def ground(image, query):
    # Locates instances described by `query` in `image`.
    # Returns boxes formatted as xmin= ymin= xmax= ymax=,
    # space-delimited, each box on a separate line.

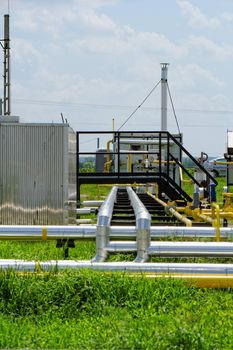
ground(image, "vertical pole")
xmin=161 ymin=63 xmax=169 ymax=131
xmin=76 ymin=132 xmax=80 ymax=209
xmin=117 ymin=132 xmax=120 ymax=177
xmin=3 ymin=14 xmax=10 ymax=116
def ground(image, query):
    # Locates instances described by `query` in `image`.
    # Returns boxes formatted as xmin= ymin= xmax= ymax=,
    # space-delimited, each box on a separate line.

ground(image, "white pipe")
xmin=2 ymin=260 xmax=233 ymax=275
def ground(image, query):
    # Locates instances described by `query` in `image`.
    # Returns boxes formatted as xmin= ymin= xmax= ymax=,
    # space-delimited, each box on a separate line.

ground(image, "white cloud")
xmin=187 ymin=35 xmax=233 ymax=61
xmin=74 ymin=0 xmax=118 ymax=8
xmin=136 ymin=32 xmax=188 ymax=58
xmin=221 ymin=12 xmax=233 ymax=22
xmin=14 ymin=9 xmax=38 ymax=31
xmin=12 ymin=39 xmax=46 ymax=64
xmin=177 ymin=0 xmax=220 ymax=28
xmin=172 ymin=64 xmax=224 ymax=90
xmin=80 ymin=11 xmax=117 ymax=32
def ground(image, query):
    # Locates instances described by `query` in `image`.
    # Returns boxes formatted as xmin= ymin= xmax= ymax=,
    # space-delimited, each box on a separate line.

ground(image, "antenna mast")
xmin=3 ymin=14 xmax=10 ymax=115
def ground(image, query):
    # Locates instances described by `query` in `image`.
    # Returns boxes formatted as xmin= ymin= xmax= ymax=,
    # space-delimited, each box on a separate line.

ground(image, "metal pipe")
xmin=92 ymin=186 xmax=118 ymax=262
xmin=82 ymin=200 xmax=104 ymax=207
xmin=106 ymin=241 xmax=136 ymax=252
xmin=197 ymin=213 xmax=213 ymax=224
xmin=76 ymin=219 xmax=93 ymax=224
xmin=212 ymin=203 xmax=221 ymax=241
xmin=2 ymin=260 xmax=233 ymax=276
xmin=127 ymin=186 xmax=151 ymax=262
xmin=1 ymin=225 xmax=233 ymax=241
xmin=76 ymin=208 xmax=98 ymax=214
xmin=149 ymin=241 xmax=233 ymax=257
xmin=119 ymin=139 xmax=173 ymax=145
xmin=148 ymin=193 xmax=192 ymax=227
xmin=0 ymin=225 xmax=98 ymax=240
xmin=106 ymin=139 xmax=113 ymax=163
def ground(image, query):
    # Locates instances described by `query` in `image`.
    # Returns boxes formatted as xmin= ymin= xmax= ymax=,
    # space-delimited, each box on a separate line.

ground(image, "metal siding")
xmin=0 ymin=123 xmax=70 ymax=225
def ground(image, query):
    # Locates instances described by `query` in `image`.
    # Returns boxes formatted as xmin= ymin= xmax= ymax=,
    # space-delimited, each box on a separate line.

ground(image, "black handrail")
xmin=168 ymin=132 xmax=217 ymax=185
xmin=76 ymin=130 xmax=217 ymax=202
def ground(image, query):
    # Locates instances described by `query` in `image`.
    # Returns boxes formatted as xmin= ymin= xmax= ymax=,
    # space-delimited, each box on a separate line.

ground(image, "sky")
xmin=0 ymin=0 xmax=233 ymax=156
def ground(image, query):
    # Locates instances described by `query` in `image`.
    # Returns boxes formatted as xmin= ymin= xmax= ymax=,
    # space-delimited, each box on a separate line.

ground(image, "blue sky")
xmin=0 ymin=0 xmax=233 ymax=156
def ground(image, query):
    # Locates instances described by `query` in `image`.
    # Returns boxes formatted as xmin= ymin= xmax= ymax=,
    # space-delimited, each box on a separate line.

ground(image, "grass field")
xmin=1 ymin=178 xmax=233 ymax=349
xmin=1 ymin=270 xmax=233 ymax=349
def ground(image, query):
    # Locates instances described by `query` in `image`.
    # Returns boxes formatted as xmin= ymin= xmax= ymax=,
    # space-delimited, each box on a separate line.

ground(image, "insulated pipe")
xmin=2 ymin=260 xmax=233 ymax=275
xmin=150 ymin=226 xmax=233 ymax=238
xmin=2 ymin=224 xmax=233 ymax=241
xmin=127 ymin=186 xmax=151 ymax=262
xmin=99 ymin=240 xmax=233 ymax=257
xmin=92 ymin=186 xmax=118 ymax=262
xmin=2 ymin=225 xmax=233 ymax=240
xmin=148 ymin=241 xmax=233 ymax=257
xmin=148 ymin=193 xmax=192 ymax=227
xmin=82 ymin=200 xmax=104 ymax=207
xmin=0 ymin=225 xmax=97 ymax=240
xmin=76 ymin=219 xmax=93 ymax=224
xmin=76 ymin=208 xmax=98 ymax=214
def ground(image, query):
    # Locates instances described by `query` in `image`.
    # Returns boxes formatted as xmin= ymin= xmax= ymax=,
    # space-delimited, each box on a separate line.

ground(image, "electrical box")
xmin=0 ymin=121 xmax=76 ymax=225
xmin=227 ymin=131 xmax=233 ymax=155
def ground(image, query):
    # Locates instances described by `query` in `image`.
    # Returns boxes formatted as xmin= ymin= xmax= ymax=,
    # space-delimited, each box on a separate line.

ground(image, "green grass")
xmin=0 ymin=270 xmax=233 ymax=349
xmin=0 ymin=178 xmax=233 ymax=349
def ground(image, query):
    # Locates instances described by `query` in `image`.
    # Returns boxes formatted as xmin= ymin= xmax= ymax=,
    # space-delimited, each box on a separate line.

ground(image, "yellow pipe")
xmin=212 ymin=203 xmax=221 ymax=241
xmin=197 ymin=213 xmax=213 ymax=224
xmin=147 ymin=192 xmax=192 ymax=226
xmin=152 ymin=159 xmax=176 ymax=165
xmin=103 ymin=139 xmax=114 ymax=173
xmin=127 ymin=153 xmax=132 ymax=172
xmin=106 ymin=139 xmax=113 ymax=163
xmin=103 ymin=160 xmax=112 ymax=173
xmin=143 ymin=274 xmax=233 ymax=288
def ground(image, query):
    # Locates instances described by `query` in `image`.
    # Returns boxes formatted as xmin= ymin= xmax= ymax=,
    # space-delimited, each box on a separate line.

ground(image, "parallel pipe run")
xmin=92 ymin=186 xmax=118 ymax=262
xmin=127 ymin=187 xmax=151 ymax=262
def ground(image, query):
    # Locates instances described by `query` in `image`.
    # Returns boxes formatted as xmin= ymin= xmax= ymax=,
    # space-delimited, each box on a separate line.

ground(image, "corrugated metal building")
xmin=0 ymin=117 xmax=76 ymax=225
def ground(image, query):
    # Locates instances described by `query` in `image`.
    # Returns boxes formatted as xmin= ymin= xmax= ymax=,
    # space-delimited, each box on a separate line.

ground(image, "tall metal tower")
xmin=3 ymin=14 xmax=10 ymax=115
xmin=161 ymin=63 xmax=169 ymax=131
